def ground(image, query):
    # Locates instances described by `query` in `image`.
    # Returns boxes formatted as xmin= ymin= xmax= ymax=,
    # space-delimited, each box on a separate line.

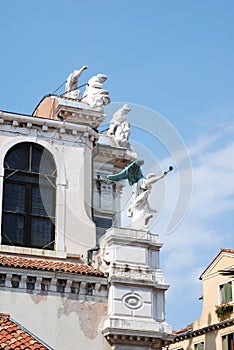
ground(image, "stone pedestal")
xmin=99 ymin=227 xmax=173 ymax=349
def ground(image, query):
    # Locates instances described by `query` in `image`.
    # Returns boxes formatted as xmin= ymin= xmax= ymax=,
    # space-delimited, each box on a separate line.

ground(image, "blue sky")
xmin=1 ymin=1 xmax=234 ymax=330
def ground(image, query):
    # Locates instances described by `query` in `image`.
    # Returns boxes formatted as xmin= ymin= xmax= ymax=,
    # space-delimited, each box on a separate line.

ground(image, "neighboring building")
xmin=0 ymin=74 xmax=173 ymax=349
xmin=169 ymin=249 xmax=234 ymax=350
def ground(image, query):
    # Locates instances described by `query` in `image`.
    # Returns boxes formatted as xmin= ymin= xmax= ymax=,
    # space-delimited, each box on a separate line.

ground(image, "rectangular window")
xmin=57 ymin=279 xmax=66 ymax=293
xmin=86 ymin=283 xmax=95 ymax=296
xmin=70 ymin=282 xmax=80 ymax=294
xmin=11 ymin=275 xmax=21 ymax=288
xmin=194 ymin=342 xmax=204 ymax=350
xmin=26 ymin=276 xmax=36 ymax=290
xmin=222 ymin=333 xmax=234 ymax=350
xmin=0 ymin=274 xmax=6 ymax=287
xmin=41 ymin=278 xmax=51 ymax=291
xmin=220 ymin=281 xmax=233 ymax=303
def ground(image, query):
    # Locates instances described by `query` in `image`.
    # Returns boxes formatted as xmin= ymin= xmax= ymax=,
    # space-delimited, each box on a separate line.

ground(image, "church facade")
xmin=0 ymin=69 xmax=173 ymax=349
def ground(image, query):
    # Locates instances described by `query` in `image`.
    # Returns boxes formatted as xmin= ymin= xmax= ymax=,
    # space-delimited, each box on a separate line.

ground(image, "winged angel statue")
xmin=108 ymin=160 xmax=173 ymax=231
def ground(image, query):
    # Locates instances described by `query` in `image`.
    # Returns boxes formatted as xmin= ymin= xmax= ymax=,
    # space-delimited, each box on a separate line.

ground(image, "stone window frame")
xmin=222 ymin=331 xmax=234 ymax=350
xmin=1 ymin=142 xmax=57 ymax=250
xmin=0 ymin=136 xmax=68 ymax=255
xmin=194 ymin=341 xmax=205 ymax=350
xmin=219 ymin=280 xmax=233 ymax=304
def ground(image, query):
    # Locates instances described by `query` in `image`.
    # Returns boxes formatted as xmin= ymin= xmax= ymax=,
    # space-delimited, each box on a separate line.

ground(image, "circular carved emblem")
xmin=123 ymin=293 xmax=143 ymax=310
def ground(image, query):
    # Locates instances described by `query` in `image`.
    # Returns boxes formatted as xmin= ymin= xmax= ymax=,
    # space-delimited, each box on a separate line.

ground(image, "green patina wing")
xmin=107 ymin=160 xmax=144 ymax=186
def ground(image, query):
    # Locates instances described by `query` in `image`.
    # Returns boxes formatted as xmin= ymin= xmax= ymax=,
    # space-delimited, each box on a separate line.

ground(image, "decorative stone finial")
xmin=107 ymin=104 xmax=131 ymax=146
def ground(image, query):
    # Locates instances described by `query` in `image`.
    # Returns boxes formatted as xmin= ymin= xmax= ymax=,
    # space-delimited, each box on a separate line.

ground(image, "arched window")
xmin=1 ymin=142 xmax=56 ymax=250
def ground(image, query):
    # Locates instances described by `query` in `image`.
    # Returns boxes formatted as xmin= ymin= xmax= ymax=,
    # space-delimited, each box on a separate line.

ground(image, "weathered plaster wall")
xmin=0 ymin=289 xmax=110 ymax=350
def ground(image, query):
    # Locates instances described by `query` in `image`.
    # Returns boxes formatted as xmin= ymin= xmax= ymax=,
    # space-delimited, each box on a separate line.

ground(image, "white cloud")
xmin=149 ymin=127 xmax=233 ymax=329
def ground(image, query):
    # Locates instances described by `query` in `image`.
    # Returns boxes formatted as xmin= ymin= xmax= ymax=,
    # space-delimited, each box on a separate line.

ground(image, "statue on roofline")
xmin=108 ymin=160 xmax=173 ymax=231
xmin=64 ymin=66 xmax=110 ymax=110
xmin=64 ymin=65 xmax=88 ymax=99
xmin=82 ymin=73 xmax=111 ymax=110
xmin=107 ymin=104 xmax=131 ymax=146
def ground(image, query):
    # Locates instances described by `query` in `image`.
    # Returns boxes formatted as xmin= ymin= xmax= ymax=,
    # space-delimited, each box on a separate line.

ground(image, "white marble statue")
xmin=108 ymin=160 xmax=173 ymax=231
xmin=65 ymin=65 xmax=88 ymax=99
xmin=114 ymin=121 xmax=130 ymax=146
xmin=128 ymin=172 xmax=168 ymax=231
xmin=82 ymin=74 xmax=110 ymax=110
xmin=107 ymin=104 xmax=131 ymax=146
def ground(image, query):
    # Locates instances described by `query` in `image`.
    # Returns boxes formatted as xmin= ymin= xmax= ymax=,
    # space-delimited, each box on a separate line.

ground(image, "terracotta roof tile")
xmin=0 ymin=255 xmax=104 ymax=277
xmin=0 ymin=314 xmax=50 ymax=349
xmin=200 ymin=248 xmax=234 ymax=279
xmin=221 ymin=248 xmax=234 ymax=254
xmin=173 ymin=323 xmax=193 ymax=334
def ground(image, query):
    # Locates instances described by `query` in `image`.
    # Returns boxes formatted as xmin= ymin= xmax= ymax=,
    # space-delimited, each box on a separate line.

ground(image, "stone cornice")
xmin=102 ymin=326 xmax=174 ymax=348
xmin=108 ymin=274 xmax=170 ymax=290
xmin=0 ymin=110 xmax=98 ymax=141
xmin=103 ymin=228 xmax=163 ymax=249
xmin=0 ymin=267 xmax=108 ymax=301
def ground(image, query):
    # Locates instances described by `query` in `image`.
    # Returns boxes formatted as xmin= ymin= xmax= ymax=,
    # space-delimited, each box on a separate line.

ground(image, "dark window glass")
xmin=26 ymin=277 xmax=36 ymax=290
xmin=2 ymin=213 xmax=24 ymax=245
xmin=41 ymin=278 xmax=51 ymax=291
xmin=4 ymin=143 xmax=30 ymax=171
xmin=0 ymin=274 xmax=6 ymax=287
xmin=70 ymin=282 xmax=80 ymax=294
xmin=2 ymin=142 xmax=56 ymax=250
xmin=31 ymin=186 xmax=54 ymax=216
xmin=11 ymin=275 xmax=20 ymax=288
xmin=3 ymin=183 xmax=25 ymax=212
xmin=57 ymin=279 xmax=66 ymax=293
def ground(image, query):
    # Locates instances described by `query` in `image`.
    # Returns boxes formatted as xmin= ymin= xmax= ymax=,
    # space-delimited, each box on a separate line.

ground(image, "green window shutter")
xmin=196 ymin=343 xmax=204 ymax=350
xmin=221 ymin=282 xmax=233 ymax=302
xmin=225 ymin=282 xmax=233 ymax=302
xmin=222 ymin=335 xmax=228 ymax=350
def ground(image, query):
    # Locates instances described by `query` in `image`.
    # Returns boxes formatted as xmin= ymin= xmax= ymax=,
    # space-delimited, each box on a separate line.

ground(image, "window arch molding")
xmin=0 ymin=138 xmax=61 ymax=249
xmin=0 ymin=138 xmax=64 ymax=182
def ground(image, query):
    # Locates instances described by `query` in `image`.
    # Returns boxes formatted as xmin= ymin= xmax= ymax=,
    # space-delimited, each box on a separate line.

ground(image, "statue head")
xmin=96 ymin=74 xmax=107 ymax=83
xmin=135 ymin=159 xmax=144 ymax=167
xmin=122 ymin=104 xmax=131 ymax=114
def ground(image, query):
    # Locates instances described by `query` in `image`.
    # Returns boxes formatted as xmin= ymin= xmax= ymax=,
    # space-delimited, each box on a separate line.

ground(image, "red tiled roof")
xmin=0 ymin=255 xmax=104 ymax=277
xmin=173 ymin=323 xmax=193 ymax=334
xmin=200 ymin=248 xmax=234 ymax=280
xmin=221 ymin=248 xmax=234 ymax=254
xmin=0 ymin=313 xmax=49 ymax=349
